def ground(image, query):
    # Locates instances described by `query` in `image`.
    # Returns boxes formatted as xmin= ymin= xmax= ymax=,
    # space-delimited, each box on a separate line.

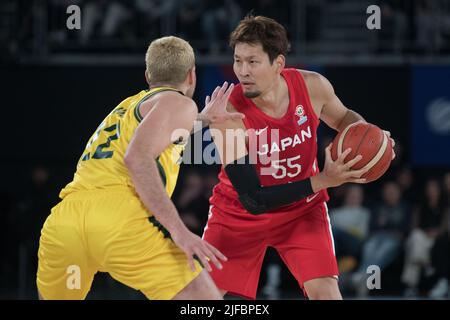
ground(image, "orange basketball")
xmin=330 ymin=122 xmax=393 ymax=183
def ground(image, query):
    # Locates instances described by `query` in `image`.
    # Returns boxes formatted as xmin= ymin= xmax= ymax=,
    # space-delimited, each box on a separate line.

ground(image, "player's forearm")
xmin=190 ymin=115 xmax=210 ymax=135
xmin=125 ymin=157 xmax=188 ymax=235
xmin=225 ymin=155 xmax=316 ymax=214
xmin=336 ymin=110 xmax=366 ymax=132
xmin=310 ymin=173 xmax=334 ymax=193
xmin=197 ymin=113 xmax=211 ymax=127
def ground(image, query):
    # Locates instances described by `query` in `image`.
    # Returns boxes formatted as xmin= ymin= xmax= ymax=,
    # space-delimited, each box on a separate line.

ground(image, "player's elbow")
xmin=124 ymin=148 xmax=148 ymax=171
xmin=124 ymin=150 xmax=138 ymax=171
xmin=125 ymin=134 xmax=159 ymax=167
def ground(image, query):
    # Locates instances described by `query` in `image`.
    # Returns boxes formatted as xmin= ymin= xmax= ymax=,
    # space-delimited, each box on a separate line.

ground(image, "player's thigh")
xmin=274 ymin=203 xmax=339 ymax=292
xmin=104 ymin=215 xmax=203 ymax=300
xmin=37 ymin=202 xmax=96 ymax=300
xmin=172 ymin=269 xmax=222 ymax=300
xmin=203 ymin=221 xmax=267 ymax=299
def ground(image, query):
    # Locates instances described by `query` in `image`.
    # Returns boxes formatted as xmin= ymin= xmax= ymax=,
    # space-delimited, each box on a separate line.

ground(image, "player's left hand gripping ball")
xmin=383 ymin=130 xmax=396 ymax=160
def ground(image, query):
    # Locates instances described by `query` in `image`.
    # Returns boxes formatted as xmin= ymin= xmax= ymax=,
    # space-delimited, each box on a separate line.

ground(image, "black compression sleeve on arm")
xmin=224 ymin=154 xmax=315 ymax=214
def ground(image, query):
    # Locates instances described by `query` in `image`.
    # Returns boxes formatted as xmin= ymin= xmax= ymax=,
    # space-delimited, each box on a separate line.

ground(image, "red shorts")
xmin=202 ymin=202 xmax=338 ymax=299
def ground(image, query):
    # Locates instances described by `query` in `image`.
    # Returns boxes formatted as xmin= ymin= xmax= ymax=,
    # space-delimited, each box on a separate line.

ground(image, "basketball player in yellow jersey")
xmin=36 ymin=36 xmax=240 ymax=300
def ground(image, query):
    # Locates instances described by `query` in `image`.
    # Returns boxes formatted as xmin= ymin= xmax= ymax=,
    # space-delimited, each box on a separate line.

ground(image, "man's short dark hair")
xmin=229 ymin=15 xmax=291 ymax=64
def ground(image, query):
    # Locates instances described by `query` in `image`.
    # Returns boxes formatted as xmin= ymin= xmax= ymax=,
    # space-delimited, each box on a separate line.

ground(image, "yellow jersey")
xmin=60 ymin=87 xmax=185 ymax=200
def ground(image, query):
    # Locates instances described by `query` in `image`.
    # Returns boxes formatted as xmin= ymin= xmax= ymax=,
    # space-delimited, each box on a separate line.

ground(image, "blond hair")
xmin=145 ymin=36 xmax=195 ymax=86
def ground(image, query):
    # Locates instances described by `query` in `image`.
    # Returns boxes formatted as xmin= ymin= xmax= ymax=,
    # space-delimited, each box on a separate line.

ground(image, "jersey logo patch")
xmin=295 ymin=105 xmax=308 ymax=125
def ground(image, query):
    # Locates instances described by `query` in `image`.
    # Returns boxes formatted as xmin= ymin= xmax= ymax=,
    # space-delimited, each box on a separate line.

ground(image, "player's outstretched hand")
xmin=199 ymin=82 xmax=244 ymax=124
xmin=320 ymin=143 xmax=369 ymax=188
xmin=171 ymin=228 xmax=228 ymax=272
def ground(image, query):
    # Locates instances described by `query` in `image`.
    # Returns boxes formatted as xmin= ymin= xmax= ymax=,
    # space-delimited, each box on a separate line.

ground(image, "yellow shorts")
xmin=37 ymin=187 xmax=202 ymax=300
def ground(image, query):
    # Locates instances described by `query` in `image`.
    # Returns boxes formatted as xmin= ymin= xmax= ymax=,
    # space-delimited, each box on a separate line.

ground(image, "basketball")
xmin=331 ymin=122 xmax=393 ymax=183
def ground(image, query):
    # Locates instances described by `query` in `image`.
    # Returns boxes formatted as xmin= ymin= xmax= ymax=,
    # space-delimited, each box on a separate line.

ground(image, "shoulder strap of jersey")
xmin=290 ymin=69 xmax=321 ymax=125
xmin=134 ymin=87 xmax=184 ymax=122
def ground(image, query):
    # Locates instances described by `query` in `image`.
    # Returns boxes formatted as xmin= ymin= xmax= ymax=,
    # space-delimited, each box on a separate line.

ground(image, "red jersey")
xmin=210 ymin=68 xmax=329 ymax=217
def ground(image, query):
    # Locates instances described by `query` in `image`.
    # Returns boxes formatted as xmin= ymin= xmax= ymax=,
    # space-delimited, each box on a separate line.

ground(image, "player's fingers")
xmin=338 ymin=148 xmax=352 ymax=164
xmin=392 ymin=149 xmax=396 ymax=160
xmin=205 ymin=241 xmax=228 ymax=262
xmin=324 ymin=143 xmax=332 ymax=162
xmin=195 ymin=250 xmax=212 ymax=272
xmin=216 ymin=81 xmax=229 ymax=99
xmin=390 ymin=138 xmax=396 ymax=148
xmin=229 ymin=112 xmax=245 ymax=120
xmin=219 ymin=83 xmax=234 ymax=104
xmin=201 ymin=245 xmax=223 ymax=270
xmin=223 ymin=83 xmax=234 ymax=98
xmin=347 ymin=166 xmax=370 ymax=179
xmin=222 ymin=81 xmax=229 ymax=91
xmin=344 ymin=155 xmax=363 ymax=170
xmin=349 ymin=178 xmax=367 ymax=184
xmin=205 ymin=95 xmax=210 ymax=105
xmin=186 ymin=253 xmax=196 ymax=272
xmin=211 ymin=86 xmax=221 ymax=101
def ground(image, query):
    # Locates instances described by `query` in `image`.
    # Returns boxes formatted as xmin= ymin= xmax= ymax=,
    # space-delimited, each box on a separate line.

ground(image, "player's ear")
xmin=144 ymin=70 xmax=150 ymax=85
xmin=275 ymin=55 xmax=285 ymax=72
xmin=188 ymin=67 xmax=196 ymax=85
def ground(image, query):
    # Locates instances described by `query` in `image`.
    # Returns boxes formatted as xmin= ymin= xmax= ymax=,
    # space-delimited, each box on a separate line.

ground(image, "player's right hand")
xmin=171 ymin=228 xmax=228 ymax=272
xmin=321 ymin=143 xmax=369 ymax=187
xmin=200 ymin=82 xmax=244 ymax=124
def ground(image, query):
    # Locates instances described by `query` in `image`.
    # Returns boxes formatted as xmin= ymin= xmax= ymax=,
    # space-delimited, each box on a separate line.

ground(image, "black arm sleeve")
xmin=224 ymin=154 xmax=316 ymax=214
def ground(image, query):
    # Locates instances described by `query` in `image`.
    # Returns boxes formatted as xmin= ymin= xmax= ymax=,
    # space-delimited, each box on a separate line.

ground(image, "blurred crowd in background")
xmin=1 ymin=137 xmax=448 ymax=300
xmin=2 ymin=0 xmax=450 ymax=61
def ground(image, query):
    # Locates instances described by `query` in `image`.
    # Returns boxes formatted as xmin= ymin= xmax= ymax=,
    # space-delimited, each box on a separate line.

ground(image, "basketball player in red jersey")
xmin=202 ymin=15 xmax=395 ymax=300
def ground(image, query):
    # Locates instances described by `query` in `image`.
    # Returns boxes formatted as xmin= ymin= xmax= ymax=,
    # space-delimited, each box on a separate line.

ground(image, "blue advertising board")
xmin=412 ymin=66 xmax=450 ymax=166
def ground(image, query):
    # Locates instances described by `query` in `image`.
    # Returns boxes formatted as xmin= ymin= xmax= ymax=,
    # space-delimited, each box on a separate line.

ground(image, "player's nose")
xmin=238 ymin=63 xmax=250 ymax=77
